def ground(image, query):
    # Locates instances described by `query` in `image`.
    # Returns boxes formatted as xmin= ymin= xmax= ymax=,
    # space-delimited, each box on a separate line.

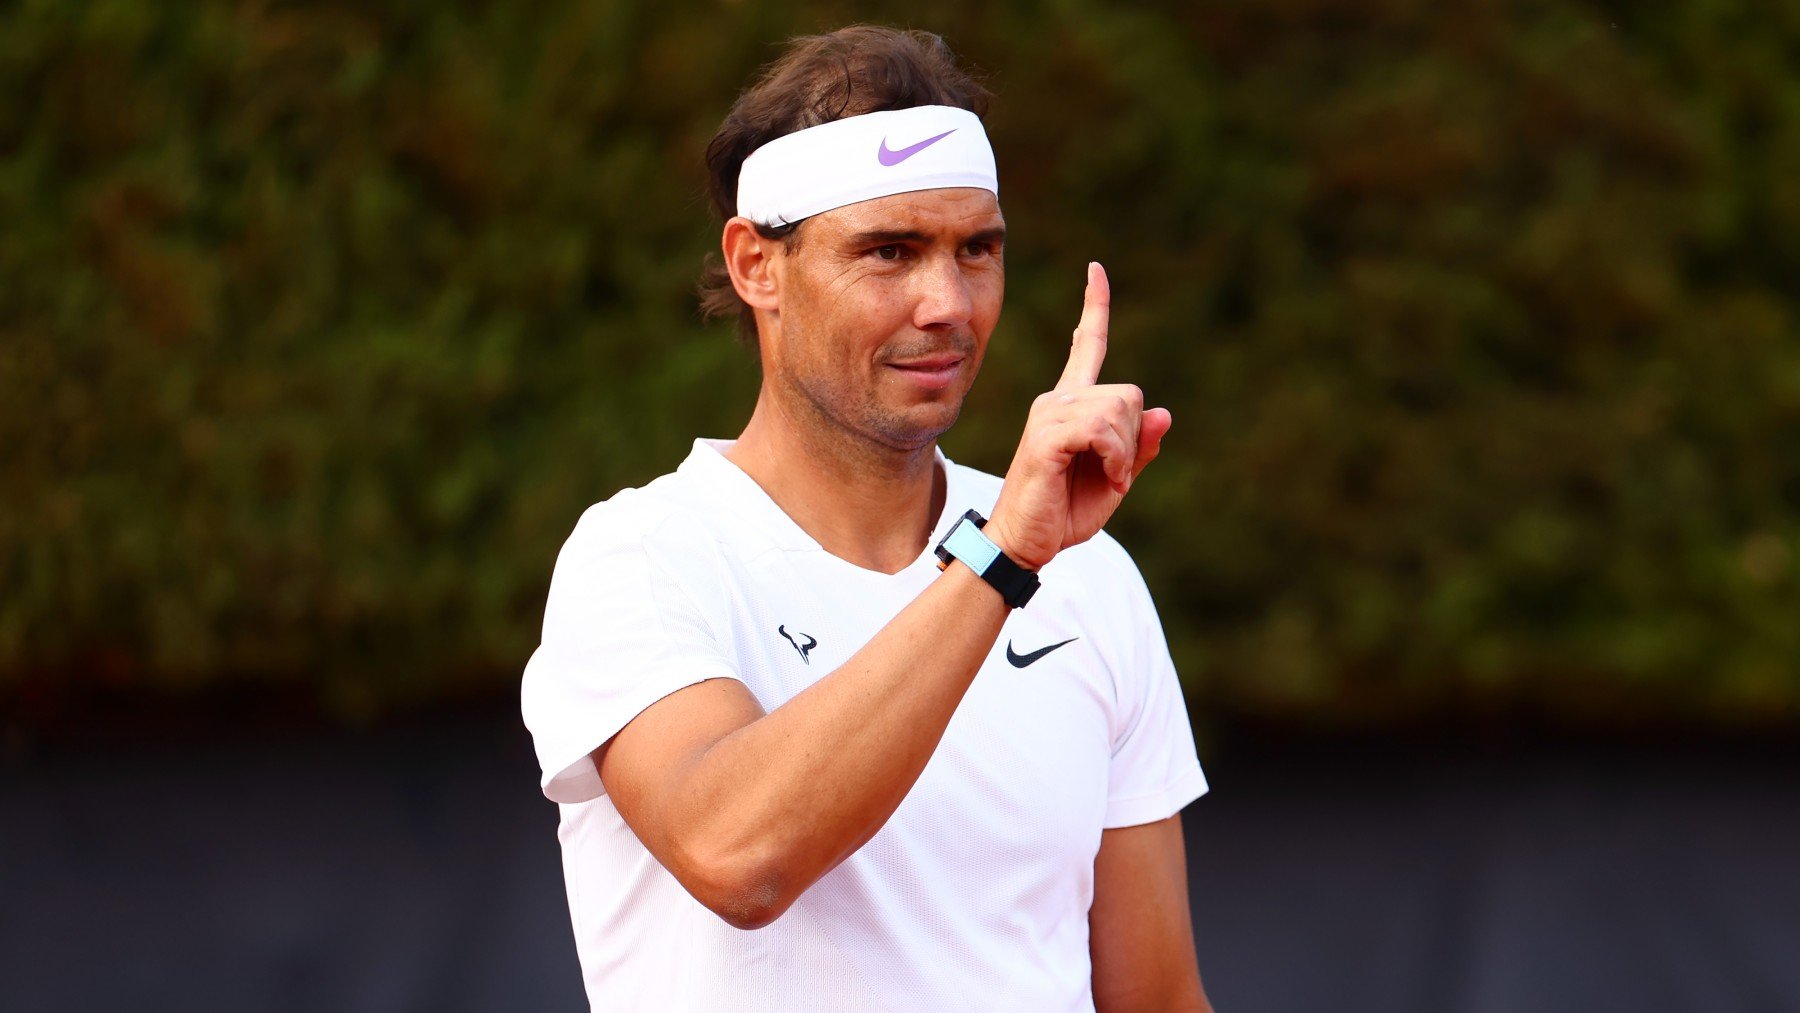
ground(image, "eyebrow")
xmin=843 ymin=226 xmax=1008 ymax=247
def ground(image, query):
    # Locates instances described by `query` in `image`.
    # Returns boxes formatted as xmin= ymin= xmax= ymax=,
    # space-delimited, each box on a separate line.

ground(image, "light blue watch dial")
xmin=943 ymin=517 xmax=1002 ymax=576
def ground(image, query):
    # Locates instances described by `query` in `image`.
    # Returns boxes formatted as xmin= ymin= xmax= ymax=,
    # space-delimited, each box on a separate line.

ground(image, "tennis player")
xmin=523 ymin=26 xmax=1212 ymax=1011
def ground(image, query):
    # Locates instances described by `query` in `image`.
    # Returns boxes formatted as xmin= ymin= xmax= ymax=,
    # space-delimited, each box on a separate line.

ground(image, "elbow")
xmin=709 ymin=877 xmax=788 ymax=931
xmin=675 ymin=839 xmax=794 ymax=931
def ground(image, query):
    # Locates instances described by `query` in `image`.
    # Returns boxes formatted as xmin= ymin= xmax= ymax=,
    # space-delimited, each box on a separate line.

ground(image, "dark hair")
xmin=697 ymin=26 xmax=993 ymax=346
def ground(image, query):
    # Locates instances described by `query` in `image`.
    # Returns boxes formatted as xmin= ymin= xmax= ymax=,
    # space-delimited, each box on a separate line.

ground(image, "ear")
xmin=722 ymin=217 xmax=782 ymax=312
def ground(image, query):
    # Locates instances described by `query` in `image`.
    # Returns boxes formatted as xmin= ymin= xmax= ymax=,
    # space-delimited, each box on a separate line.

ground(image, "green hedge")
xmin=5 ymin=0 xmax=1797 ymax=725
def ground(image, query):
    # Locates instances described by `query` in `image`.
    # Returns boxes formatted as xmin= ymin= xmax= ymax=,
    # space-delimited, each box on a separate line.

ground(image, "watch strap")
xmin=934 ymin=509 xmax=1040 ymax=609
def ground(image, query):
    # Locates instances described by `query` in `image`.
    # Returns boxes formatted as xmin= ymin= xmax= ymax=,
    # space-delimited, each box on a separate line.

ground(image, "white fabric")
xmin=521 ymin=439 xmax=1207 ymax=1011
xmin=736 ymin=105 xmax=998 ymax=227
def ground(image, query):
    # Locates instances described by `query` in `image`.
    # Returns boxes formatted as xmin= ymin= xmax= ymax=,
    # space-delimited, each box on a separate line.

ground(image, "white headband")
xmin=736 ymin=105 xmax=998 ymax=227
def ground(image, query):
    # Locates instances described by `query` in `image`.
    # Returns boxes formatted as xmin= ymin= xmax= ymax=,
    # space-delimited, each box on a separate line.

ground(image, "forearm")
xmin=668 ymin=559 xmax=1008 ymax=917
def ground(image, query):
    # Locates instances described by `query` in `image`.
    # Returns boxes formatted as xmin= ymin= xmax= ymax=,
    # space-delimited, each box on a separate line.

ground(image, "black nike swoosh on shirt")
xmin=1006 ymin=637 xmax=1078 ymax=668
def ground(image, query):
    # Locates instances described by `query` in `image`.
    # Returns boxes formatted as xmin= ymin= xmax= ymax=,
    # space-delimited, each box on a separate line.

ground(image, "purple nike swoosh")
xmin=877 ymin=128 xmax=957 ymax=166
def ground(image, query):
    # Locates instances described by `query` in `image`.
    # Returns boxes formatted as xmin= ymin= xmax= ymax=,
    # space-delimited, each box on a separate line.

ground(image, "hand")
xmin=984 ymin=262 xmax=1173 ymax=571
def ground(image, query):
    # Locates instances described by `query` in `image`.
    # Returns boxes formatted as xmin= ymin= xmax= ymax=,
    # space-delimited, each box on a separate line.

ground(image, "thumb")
xmin=1131 ymin=407 xmax=1172 ymax=479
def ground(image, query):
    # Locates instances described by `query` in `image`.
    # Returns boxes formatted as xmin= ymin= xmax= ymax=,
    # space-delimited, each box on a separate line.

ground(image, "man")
xmin=523 ymin=26 xmax=1212 ymax=1011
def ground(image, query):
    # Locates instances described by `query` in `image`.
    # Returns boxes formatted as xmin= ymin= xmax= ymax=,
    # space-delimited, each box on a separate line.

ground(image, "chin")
xmin=868 ymin=402 xmax=963 ymax=451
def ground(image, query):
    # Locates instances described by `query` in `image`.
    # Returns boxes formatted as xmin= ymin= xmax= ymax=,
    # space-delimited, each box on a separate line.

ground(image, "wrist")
xmin=934 ymin=510 xmax=1041 ymax=609
xmin=981 ymin=514 xmax=1043 ymax=572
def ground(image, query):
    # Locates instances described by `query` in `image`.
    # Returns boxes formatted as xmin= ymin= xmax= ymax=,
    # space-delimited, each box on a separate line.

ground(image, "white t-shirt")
xmin=522 ymin=438 xmax=1207 ymax=1011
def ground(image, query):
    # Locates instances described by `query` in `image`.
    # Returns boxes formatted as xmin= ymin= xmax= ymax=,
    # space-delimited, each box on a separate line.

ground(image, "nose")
xmin=911 ymin=251 xmax=974 ymax=331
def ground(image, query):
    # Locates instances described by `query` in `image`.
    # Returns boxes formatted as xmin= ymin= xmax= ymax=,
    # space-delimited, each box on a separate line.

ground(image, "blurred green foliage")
xmin=4 ymin=0 xmax=1797 ymax=726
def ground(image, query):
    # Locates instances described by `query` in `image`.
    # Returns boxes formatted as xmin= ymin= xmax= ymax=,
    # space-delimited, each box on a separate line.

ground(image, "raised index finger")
xmin=1056 ymin=262 xmax=1111 ymax=390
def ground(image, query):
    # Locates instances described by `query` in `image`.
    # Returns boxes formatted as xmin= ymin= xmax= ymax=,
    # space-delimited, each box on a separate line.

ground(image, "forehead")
xmin=810 ymin=187 xmax=1003 ymax=240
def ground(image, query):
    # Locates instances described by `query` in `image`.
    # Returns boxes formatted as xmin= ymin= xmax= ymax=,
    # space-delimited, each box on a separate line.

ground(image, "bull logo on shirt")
xmin=778 ymin=625 xmax=818 ymax=664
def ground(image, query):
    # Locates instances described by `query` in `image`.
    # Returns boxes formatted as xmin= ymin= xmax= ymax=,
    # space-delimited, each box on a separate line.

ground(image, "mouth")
xmin=884 ymin=356 xmax=965 ymax=391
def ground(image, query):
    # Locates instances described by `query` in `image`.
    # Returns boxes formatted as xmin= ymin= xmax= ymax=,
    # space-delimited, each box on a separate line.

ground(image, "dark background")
xmin=8 ymin=713 xmax=1798 ymax=1011
xmin=5 ymin=2 xmax=1798 ymax=1010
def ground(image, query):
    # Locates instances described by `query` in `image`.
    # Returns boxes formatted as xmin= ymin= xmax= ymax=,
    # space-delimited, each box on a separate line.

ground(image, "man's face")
xmin=762 ymin=187 xmax=1005 ymax=453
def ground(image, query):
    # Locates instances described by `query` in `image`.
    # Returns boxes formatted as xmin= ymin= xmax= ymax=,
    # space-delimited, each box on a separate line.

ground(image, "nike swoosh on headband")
xmin=877 ymin=128 xmax=957 ymax=166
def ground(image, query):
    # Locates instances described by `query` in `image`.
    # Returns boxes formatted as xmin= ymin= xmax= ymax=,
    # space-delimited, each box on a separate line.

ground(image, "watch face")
xmin=935 ymin=513 xmax=967 ymax=560
xmin=932 ymin=509 xmax=1037 ymax=607
xmin=943 ymin=516 xmax=1002 ymax=577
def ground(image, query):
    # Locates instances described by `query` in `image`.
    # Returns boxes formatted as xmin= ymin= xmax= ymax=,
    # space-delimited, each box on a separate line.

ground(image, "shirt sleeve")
xmin=1103 ymin=551 xmax=1208 ymax=829
xmin=520 ymin=503 xmax=741 ymax=804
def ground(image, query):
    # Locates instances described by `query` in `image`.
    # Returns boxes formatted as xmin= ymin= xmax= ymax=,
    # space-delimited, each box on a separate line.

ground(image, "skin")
xmin=594 ymin=184 xmax=1210 ymax=1010
xmin=723 ymin=187 xmax=1006 ymax=573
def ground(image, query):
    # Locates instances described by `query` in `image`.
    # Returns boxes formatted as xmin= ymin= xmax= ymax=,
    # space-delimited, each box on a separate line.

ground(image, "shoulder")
xmin=1051 ymin=528 xmax=1144 ymax=608
xmin=547 ymin=468 xmax=734 ymax=600
xmin=537 ymin=470 xmax=747 ymax=655
xmin=1055 ymin=529 xmax=1146 ymax=586
xmin=1040 ymin=531 xmax=1156 ymax=660
xmin=558 ymin=473 xmax=695 ymax=558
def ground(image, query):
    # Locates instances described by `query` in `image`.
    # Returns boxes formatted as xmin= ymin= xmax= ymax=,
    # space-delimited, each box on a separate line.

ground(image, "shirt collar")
xmin=678 ymin=437 xmax=962 ymax=568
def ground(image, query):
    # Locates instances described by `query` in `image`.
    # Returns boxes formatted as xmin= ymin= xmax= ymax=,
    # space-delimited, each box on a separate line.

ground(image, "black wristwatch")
xmin=934 ymin=509 xmax=1040 ymax=609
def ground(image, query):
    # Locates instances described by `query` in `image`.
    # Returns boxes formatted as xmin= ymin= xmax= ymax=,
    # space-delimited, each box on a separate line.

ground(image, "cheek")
xmin=971 ymin=269 xmax=1005 ymax=327
xmin=836 ymin=281 xmax=914 ymax=349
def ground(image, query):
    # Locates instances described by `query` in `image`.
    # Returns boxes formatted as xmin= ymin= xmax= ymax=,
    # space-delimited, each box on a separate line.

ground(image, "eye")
xmin=874 ymin=244 xmax=903 ymax=261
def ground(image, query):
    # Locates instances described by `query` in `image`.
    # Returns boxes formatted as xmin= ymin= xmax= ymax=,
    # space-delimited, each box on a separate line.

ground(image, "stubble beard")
xmin=767 ymin=300 xmax=983 ymax=464
xmin=771 ymin=317 xmax=976 ymax=460
xmin=783 ymin=358 xmax=964 ymax=458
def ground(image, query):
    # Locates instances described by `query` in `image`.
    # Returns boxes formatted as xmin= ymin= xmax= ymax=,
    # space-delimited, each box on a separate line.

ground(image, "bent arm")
xmin=596 ymin=263 xmax=1168 ymax=929
xmin=597 ymin=558 xmax=1008 ymax=929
